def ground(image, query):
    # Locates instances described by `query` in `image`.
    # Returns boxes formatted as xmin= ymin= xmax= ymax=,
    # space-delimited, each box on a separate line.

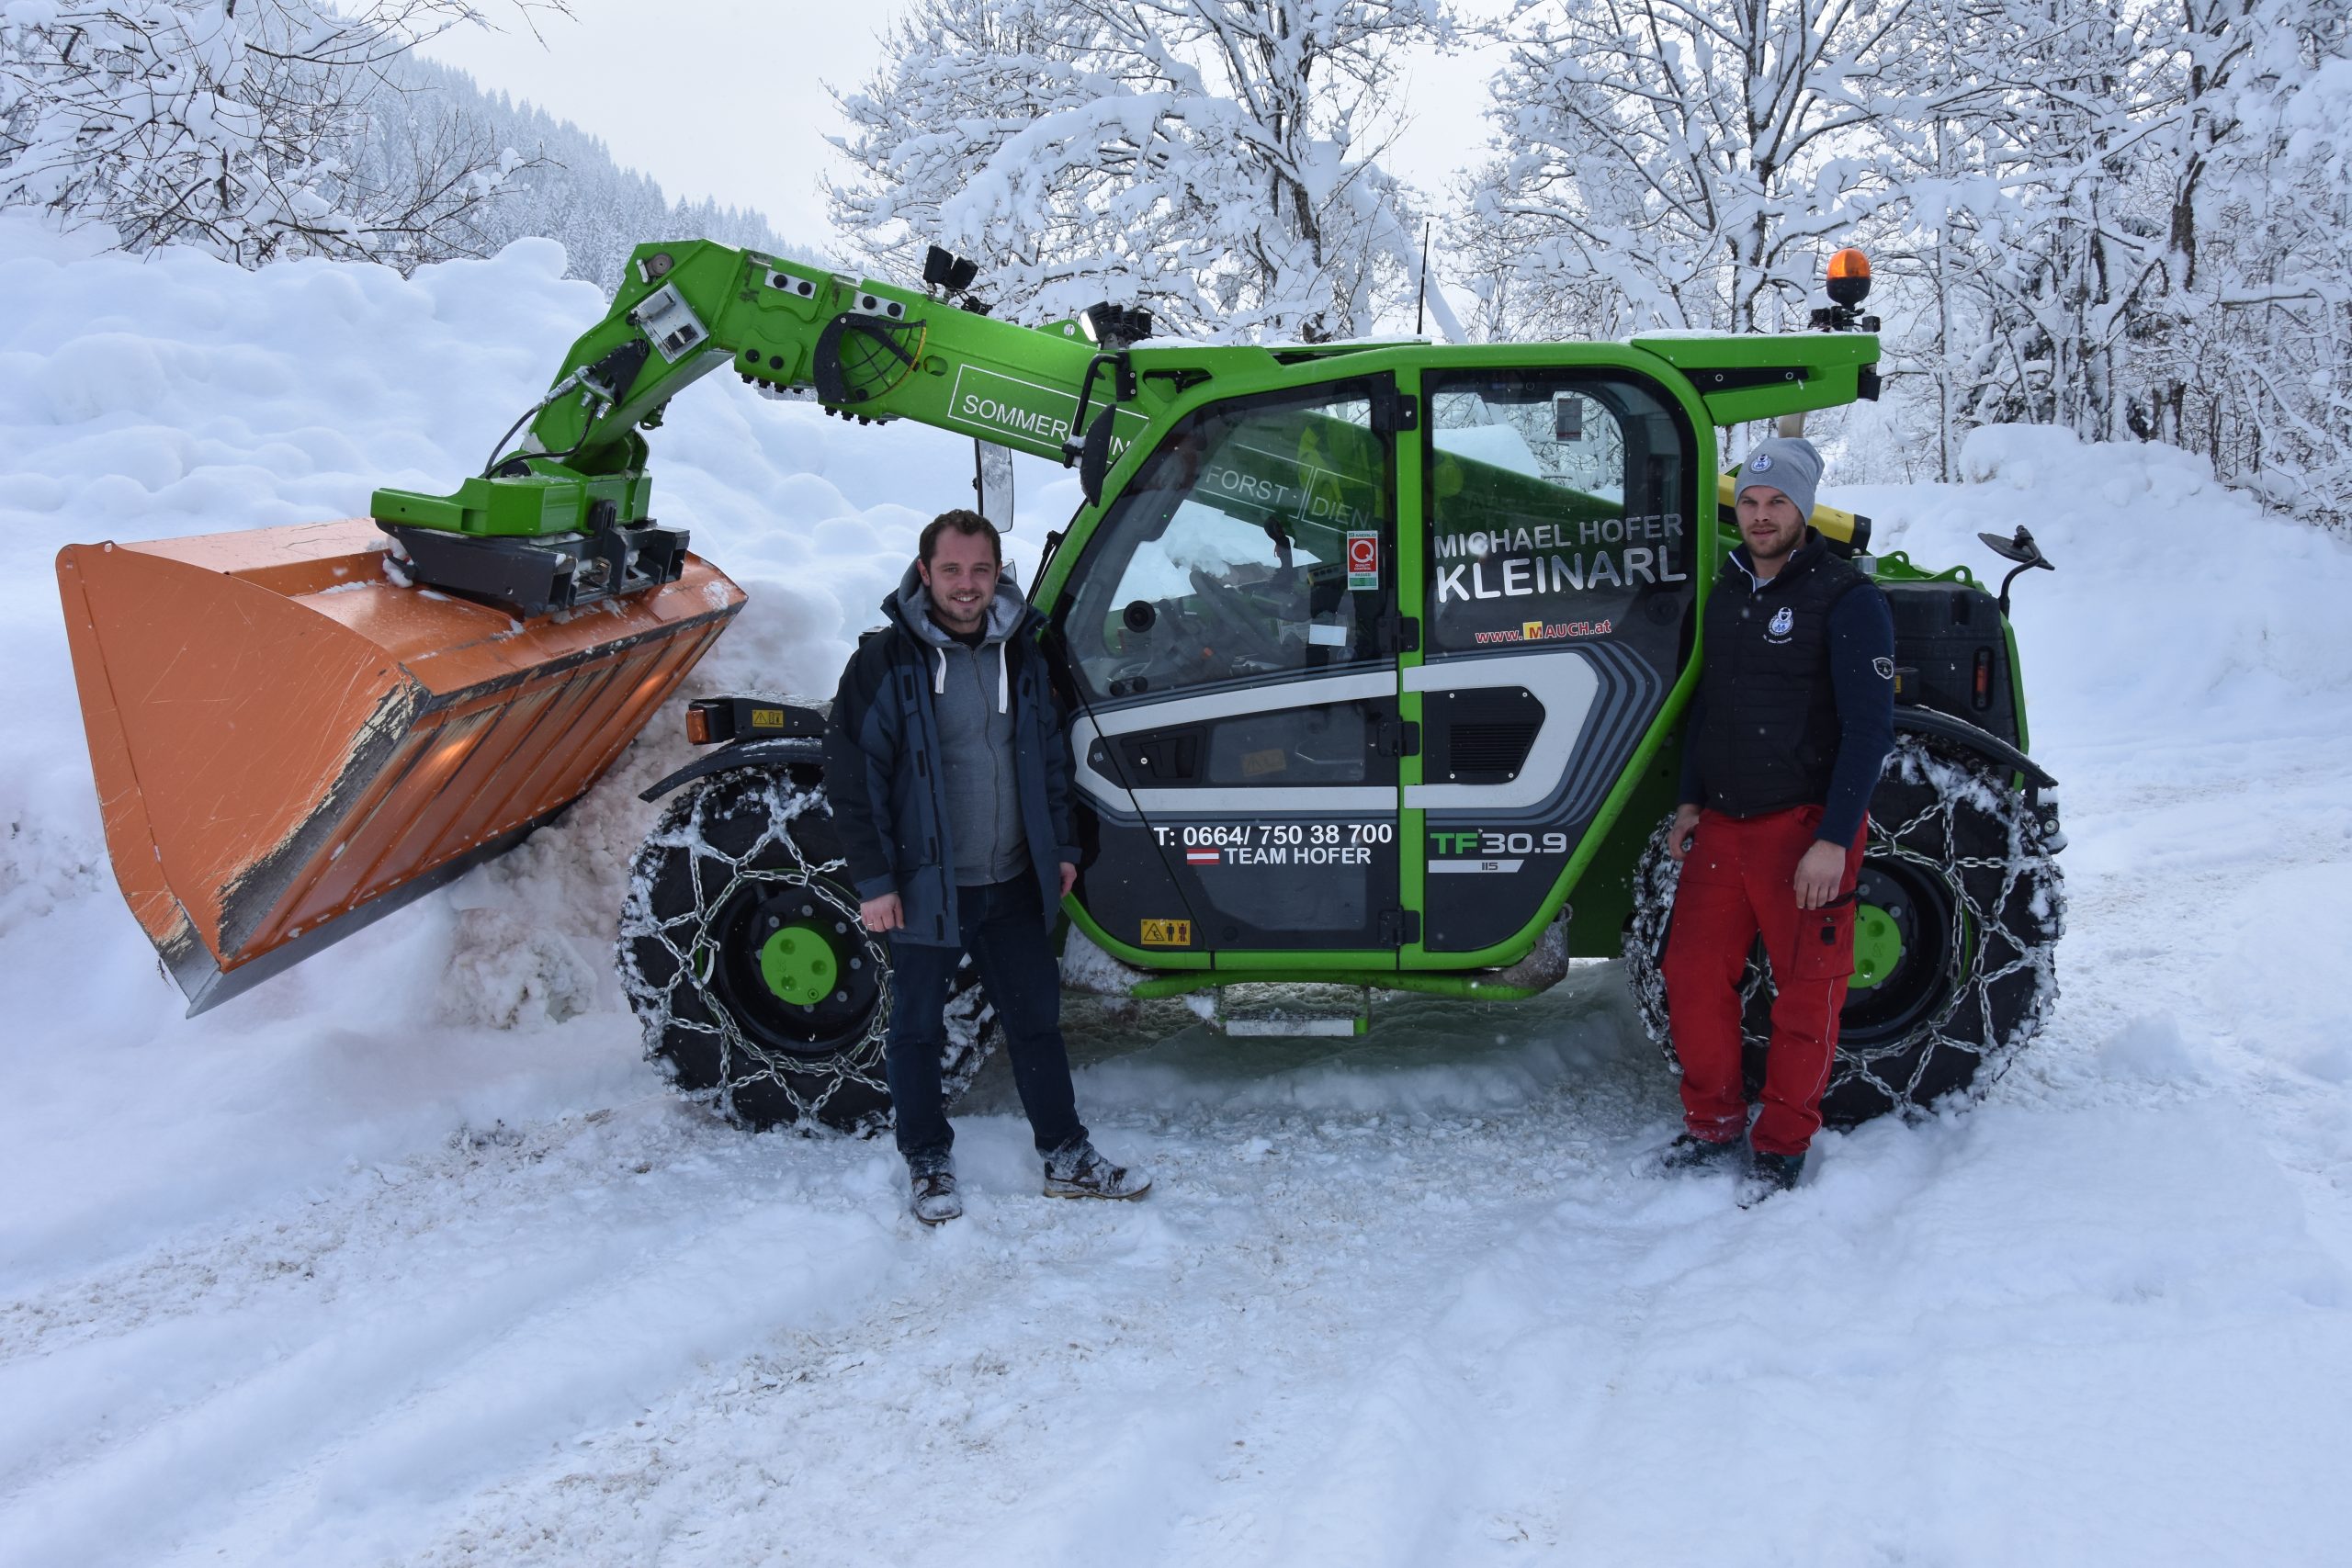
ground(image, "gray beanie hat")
xmin=1736 ymin=435 xmax=1823 ymax=522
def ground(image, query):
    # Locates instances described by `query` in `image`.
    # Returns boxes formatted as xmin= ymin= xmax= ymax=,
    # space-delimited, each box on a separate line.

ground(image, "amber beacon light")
xmin=1826 ymin=247 xmax=1871 ymax=303
xmin=1815 ymin=248 xmax=1878 ymax=332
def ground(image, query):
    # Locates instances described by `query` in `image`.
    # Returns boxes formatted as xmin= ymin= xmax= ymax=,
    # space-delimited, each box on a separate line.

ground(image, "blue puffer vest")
xmin=1690 ymin=532 xmax=1869 ymax=818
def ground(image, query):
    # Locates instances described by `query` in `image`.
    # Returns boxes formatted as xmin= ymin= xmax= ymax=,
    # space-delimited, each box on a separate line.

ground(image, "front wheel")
xmin=1623 ymin=737 xmax=2064 ymax=1126
xmin=617 ymin=768 xmax=1000 ymax=1133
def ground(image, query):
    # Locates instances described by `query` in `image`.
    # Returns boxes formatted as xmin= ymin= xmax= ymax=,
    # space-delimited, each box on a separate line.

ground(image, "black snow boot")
xmin=1043 ymin=1137 xmax=1151 ymax=1201
xmin=1649 ymin=1132 xmax=1744 ymax=1177
xmin=1736 ymin=1150 xmax=1806 ymax=1208
xmin=910 ymin=1165 xmax=963 ymax=1225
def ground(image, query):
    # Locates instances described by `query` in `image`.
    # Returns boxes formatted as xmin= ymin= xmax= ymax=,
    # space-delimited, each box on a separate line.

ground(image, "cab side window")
xmin=1060 ymin=385 xmax=1395 ymax=702
xmin=1424 ymin=375 xmax=1691 ymax=658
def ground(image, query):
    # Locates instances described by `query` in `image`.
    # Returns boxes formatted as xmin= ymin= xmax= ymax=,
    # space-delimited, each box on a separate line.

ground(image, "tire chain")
xmin=1832 ymin=741 xmax=2064 ymax=1112
xmin=1623 ymin=736 xmax=2064 ymax=1121
xmin=617 ymin=772 xmax=996 ymax=1134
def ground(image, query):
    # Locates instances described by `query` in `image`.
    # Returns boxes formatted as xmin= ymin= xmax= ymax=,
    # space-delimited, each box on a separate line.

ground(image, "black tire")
xmin=1623 ymin=736 xmax=2064 ymax=1126
xmin=616 ymin=767 xmax=1001 ymax=1134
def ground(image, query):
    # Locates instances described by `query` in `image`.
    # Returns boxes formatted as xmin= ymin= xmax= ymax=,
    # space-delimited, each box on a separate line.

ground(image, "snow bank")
xmin=0 ymin=212 xmax=1058 ymax=1274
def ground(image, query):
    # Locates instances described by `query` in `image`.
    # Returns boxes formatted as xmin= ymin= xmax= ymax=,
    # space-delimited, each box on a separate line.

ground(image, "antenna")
xmin=1415 ymin=220 xmax=1430 ymax=337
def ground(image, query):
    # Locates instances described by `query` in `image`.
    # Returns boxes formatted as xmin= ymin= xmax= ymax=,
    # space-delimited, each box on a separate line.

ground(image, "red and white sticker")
xmin=1345 ymin=531 xmax=1380 ymax=590
xmin=1185 ymin=849 xmax=1220 ymax=866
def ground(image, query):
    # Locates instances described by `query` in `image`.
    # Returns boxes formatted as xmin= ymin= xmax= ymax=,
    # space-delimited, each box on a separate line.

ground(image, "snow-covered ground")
xmin=5 ymin=218 xmax=2351 ymax=1566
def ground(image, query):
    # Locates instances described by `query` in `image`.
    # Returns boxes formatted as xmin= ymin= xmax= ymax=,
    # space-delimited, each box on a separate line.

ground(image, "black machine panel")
xmin=1079 ymin=697 xmax=1403 ymax=951
xmin=1883 ymin=580 xmax=2021 ymax=746
xmin=1424 ymin=686 xmax=1544 ymax=785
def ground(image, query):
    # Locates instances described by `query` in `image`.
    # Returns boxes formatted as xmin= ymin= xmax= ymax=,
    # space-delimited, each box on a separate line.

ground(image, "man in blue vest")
xmin=825 ymin=509 xmax=1149 ymax=1224
xmin=1658 ymin=436 xmax=1895 ymax=1203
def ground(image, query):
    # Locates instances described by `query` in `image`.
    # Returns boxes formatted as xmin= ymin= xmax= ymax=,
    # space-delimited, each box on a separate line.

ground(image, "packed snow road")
xmin=5 ymin=228 xmax=2352 ymax=1564
xmin=10 ymin=866 xmax=2352 ymax=1567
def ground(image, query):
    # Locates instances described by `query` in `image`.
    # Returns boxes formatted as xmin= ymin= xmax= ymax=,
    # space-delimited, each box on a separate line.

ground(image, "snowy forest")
xmin=6 ymin=0 xmax=2345 ymax=519
xmin=0 ymin=0 xmax=795 ymax=291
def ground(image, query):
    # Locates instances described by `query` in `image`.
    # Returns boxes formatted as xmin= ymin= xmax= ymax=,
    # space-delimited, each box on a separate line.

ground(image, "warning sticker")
xmin=1345 ymin=530 xmax=1380 ymax=591
xmin=1140 ymin=919 xmax=1193 ymax=947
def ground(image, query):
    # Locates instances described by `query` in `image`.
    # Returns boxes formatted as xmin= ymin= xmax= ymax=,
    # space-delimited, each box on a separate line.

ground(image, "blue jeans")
xmin=884 ymin=875 xmax=1086 ymax=1169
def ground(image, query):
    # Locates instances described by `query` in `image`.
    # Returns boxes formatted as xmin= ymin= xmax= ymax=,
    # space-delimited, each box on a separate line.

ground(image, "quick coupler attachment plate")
xmin=379 ymin=514 xmax=689 ymax=618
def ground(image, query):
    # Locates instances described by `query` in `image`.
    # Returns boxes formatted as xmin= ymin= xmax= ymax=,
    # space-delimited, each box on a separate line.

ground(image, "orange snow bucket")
xmin=56 ymin=520 xmax=744 ymax=1013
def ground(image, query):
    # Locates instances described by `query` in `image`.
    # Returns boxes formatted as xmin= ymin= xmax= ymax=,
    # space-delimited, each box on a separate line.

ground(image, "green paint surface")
xmin=759 ymin=923 xmax=837 ymax=1007
xmin=1850 ymin=902 xmax=1904 ymax=992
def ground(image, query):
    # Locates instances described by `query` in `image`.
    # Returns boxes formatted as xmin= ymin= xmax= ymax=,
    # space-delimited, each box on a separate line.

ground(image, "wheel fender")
xmin=1892 ymin=706 xmax=2057 ymax=791
xmin=638 ymin=736 xmax=825 ymax=804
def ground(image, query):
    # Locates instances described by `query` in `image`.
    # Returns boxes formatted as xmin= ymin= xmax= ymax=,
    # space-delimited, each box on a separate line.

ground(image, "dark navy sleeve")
xmin=1818 ymin=584 xmax=1896 ymax=845
xmin=1678 ymin=685 xmax=1706 ymax=808
xmin=1031 ymin=639 xmax=1081 ymax=866
xmin=822 ymin=641 xmax=903 ymax=899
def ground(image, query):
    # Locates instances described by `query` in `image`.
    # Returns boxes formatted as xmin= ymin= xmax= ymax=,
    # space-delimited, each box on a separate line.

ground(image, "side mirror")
xmin=972 ymin=440 xmax=1014 ymax=531
xmin=1977 ymin=526 xmax=2055 ymax=616
xmin=1976 ymin=526 xmax=2046 ymax=567
xmin=1078 ymin=408 xmax=1119 ymax=507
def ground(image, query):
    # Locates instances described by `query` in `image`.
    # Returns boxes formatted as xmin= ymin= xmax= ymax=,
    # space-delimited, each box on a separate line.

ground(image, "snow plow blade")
xmin=56 ymin=521 xmax=745 ymax=1015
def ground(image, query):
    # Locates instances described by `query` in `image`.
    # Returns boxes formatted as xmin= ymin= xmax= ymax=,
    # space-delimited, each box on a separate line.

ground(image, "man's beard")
xmin=933 ymin=595 xmax=986 ymax=632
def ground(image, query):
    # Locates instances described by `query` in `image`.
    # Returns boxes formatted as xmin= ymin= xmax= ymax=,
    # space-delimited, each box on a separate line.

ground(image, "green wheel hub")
xmin=1849 ymin=901 xmax=1905 ymax=992
xmin=758 ymin=922 xmax=840 ymax=1007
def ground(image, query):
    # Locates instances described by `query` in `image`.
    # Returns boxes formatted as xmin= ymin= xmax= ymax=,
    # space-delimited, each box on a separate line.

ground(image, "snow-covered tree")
xmin=1879 ymin=0 xmax=2165 ymax=446
xmin=1457 ymin=0 xmax=1919 ymax=337
xmin=2121 ymin=0 xmax=2352 ymax=518
xmin=1893 ymin=0 xmax=2351 ymax=514
xmin=827 ymin=0 xmax=1198 ymax=322
xmin=828 ymin=0 xmax=1456 ymax=341
xmin=2203 ymin=5 xmax=2352 ymax=520
xmin=0 ymin=0 xmax=560 ymax=267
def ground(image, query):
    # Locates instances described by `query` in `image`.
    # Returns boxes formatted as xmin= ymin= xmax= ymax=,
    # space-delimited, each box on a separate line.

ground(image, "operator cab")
xmin=1050 ymin=358 xmax=1699 ymax=971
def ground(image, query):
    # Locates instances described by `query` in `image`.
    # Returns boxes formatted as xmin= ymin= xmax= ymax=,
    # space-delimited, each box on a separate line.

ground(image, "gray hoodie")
xmin=889 ymin=561 xmax=1030 ymax=888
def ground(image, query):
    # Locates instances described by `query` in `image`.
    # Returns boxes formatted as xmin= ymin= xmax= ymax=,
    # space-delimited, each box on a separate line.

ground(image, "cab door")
xmin=1049 ymin=377 xmax=1407 ymax=961
xmin=1408 ymin=368 xmax=1700 ymax=954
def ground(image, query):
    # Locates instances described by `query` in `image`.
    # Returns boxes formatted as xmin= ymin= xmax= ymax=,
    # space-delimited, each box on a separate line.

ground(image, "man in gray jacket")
xmin=824 ymin=509 xmax=1148 ymax=1224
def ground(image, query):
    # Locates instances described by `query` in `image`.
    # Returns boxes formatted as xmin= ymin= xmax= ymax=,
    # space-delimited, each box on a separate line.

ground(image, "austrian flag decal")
xmin=1185 ymin=849 xmax=1219 ymax=866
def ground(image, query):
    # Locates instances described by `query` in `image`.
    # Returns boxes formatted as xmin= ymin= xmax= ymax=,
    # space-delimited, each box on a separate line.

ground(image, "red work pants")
xmin=1662 ymin=805 xmax=1866 ymax=1157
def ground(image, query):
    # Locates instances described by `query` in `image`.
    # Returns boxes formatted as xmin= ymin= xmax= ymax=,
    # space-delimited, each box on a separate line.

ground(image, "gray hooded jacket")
xmin=821 ymin=560 xmax=1082 ymax=947
xmin=895 ymin=567 xmax=1029 ymax=886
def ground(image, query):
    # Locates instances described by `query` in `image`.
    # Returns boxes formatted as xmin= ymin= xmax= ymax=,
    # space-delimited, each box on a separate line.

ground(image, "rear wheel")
xmin=617 ymin=768 xmax=1000 ymax=1133
xmin=1623 ymin=737 xmax=2064 ymax=1125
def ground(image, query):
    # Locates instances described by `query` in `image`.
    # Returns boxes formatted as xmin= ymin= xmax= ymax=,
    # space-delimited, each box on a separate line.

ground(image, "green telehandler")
xmin=56 ymin=239 xmax=2064 ymax=1134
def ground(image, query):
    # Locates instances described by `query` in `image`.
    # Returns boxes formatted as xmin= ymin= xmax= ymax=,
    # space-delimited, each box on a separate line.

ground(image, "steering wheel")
xmin=1187 ymin=567 xmax=1293 ymax=666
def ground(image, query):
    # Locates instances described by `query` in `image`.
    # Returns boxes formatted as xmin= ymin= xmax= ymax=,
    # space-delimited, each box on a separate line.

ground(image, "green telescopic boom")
xmin=370 ymin=240 xmax=1134 ymax=546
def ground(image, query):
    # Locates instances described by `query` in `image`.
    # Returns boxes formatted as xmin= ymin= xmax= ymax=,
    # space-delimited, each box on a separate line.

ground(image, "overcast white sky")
xmin=422 ymin=1 xmax=1513 ymax=257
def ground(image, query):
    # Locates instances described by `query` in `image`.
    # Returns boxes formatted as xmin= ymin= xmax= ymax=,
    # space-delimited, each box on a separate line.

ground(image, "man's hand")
xmin=1668 ymin=805 xmax=1702 ymax=863
xmin=859 ymin=892 xmax=903 ymax=932
xmin=1058 ymin=861 xmax=1079 ymax=898
xmin=1793 ymin=840 xmax=1848 ymax=909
